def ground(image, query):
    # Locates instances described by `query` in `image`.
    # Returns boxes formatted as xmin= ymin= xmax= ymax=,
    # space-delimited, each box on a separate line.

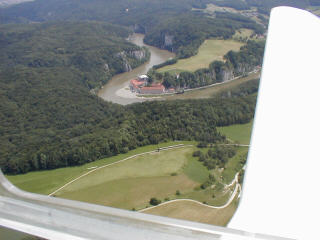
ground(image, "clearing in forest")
xmin=157 ymin=39 xmax=244 ymax=73
xmin=217 ymin=121 xmax=253 ymax=145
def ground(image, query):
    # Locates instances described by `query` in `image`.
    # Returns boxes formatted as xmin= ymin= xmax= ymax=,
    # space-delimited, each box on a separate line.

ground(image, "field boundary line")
xmin=48 ymin=144 xmax=192 ymax=196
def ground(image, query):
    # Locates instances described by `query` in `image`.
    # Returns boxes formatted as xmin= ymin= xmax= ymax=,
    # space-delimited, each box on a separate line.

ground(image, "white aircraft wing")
xmin=228 ymin=6 xmax=320 ymax=240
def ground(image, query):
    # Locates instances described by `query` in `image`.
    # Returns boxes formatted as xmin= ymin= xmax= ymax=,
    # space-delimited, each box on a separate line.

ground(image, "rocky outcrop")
xmin=123 ymin=59 xmax=132 ymax=72
xmin=131 ymin=24 xmax=145 ymax=34
xmin=115 ymin=51 xmax=132 ymax=72
xmin=235 ymin=64 xmax=255 ymax=75
xmin=221 ymin=68 xmax=234 ymax=82
xmin=164 ymin=34 xmax=174 ymax=47
xmin=104 ymin=63 xmax=110 ymax=72
xmin=129 ymin=50 xmax=147 ymax=61
xmin=115 ymin=48 xmax=149 ymax=72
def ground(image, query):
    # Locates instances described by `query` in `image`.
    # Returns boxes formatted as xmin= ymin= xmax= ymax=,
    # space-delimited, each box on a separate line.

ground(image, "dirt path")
xmin=140 ymin=173 xmax=241 ymax=212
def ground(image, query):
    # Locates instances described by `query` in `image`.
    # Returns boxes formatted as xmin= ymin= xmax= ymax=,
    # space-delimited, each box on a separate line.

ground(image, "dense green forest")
xmin=0 ymin=22 xmax=149 ymax=89
xmin=1 ymin=0 xmax=318 ymax=60
xmin=1 ymin=74 xmax=257 ymax=174
xmin=0 ymin=21 xmax=258 ymax=175
xmin=0 ymin=0 xmax=265 ymax=59
xmin=151 ymin=40 xmax=264 ymax=89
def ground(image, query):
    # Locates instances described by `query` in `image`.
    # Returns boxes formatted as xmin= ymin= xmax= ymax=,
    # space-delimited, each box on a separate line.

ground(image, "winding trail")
xmin=140 ymin=174 xmax=241 ymax=212
xmin=48 ymin=144 xmax=192 ymax=196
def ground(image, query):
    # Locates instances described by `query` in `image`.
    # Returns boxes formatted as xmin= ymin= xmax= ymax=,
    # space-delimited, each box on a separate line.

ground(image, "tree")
xmin=149 ymin=197 xmax=161 ymax=206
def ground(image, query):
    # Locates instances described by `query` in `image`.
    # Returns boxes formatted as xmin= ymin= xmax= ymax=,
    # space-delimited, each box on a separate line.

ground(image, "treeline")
xmin=194 ymin=145 xmax=238 ymax=170
xmin=0 ymin=90 xmax=257 ymax=174
xmin=152 ymin=58 xmax=178 ymax=70
xmin=218 ymin=78 xmax=260 ymax=99
xmin=151 ymin=40 xmax=265 ymax=89
xmin=0 ymin=22 xmax=150 ymax=90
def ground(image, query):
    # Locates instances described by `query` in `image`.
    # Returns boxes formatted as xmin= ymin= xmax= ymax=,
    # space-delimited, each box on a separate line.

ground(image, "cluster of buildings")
xmin=129 ymin=75 xmax=174 ymax=95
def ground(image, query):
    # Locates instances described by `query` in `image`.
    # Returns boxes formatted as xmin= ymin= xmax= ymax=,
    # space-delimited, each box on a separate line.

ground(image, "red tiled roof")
xmin=130 ymin=79 xmax=145 ymax=88
xmin=141 ymin=85 xmax=165 ymax=90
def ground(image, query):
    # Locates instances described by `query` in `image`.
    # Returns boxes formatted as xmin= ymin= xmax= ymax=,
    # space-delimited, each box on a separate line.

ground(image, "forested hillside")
xmin=0 ymin=0 xmax=265 ymax=59
xmin=0 ymin=22 xmax=149 ymax=89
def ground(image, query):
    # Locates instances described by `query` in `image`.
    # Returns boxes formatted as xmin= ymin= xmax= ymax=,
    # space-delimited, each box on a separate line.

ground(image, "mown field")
xmin=56 ymin=146 xmax=208 ymax=210
xmin=217 ymin=120 xmax=253 ymax=145
xmin=7 ymin=141 xmax=194 ymax=195
xmin=157 ymin=39 xmax=244 ymax=73
xmin=143 ymin=197 xmax=239 ymax=226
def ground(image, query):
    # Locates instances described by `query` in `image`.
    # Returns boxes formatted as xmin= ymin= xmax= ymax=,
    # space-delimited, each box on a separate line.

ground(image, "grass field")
xmin=7 ymin=141 xmax=194 ymax=195
xmin=55 ymin=146 xmax=211 ymax=210
xmin=233 ymin=28 xmax=254 ymax=39
xmin=221 ymin=147 xmax=248 ymax=183
xmin=143 ymin=191 xmax=240 ymax=226
xmin=157 ymin=39 xmax=244 ymax=73
xmin=164 ymin=72 xmax=260 ymax=100
xmin=217 ymin=120 xmax=253 ymax=145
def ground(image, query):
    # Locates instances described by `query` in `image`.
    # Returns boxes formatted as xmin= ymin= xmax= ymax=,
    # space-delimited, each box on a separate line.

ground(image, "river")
xmin=98 ymin=34 xmax=175 ymax=105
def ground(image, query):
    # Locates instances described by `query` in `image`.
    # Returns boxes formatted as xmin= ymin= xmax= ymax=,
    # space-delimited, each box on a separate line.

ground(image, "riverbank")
xmin=97 ymin=34 xmax=175 ymax=105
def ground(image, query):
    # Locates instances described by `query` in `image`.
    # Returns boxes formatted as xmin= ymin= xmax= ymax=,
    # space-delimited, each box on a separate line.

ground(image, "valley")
xmin=2 ymin=1 xmax=319 ymax=236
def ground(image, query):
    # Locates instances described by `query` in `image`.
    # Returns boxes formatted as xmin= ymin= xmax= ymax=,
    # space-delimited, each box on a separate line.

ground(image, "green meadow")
xmin=157 ymin=39 xmax=244 ymax=73
xmin=7 ymin=141 xmax=194 ymax=195
xmin=56 ymin=146 xmax=210 ymax=210
xmin=217 ymin=120 xmax=253 ymax=145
